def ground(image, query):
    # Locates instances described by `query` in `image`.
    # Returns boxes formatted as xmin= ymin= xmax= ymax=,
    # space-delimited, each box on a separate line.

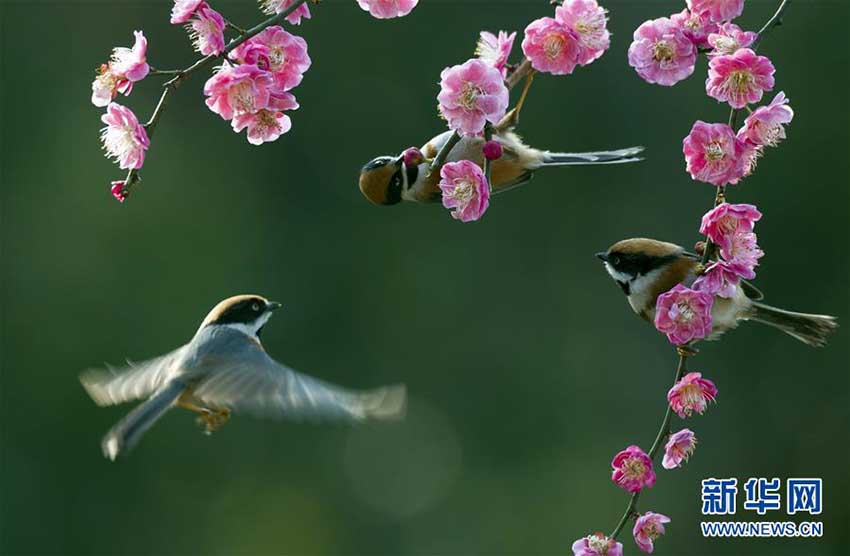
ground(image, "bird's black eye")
xmin=251 ymin=302 xmax=261 ymax=312
xmin=610 ymin=255 xmax=621 ymax=266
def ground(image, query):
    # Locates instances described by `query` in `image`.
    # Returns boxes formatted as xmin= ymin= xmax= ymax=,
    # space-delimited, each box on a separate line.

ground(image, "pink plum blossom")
xmin=693 ymin=260 xmax=740 ymax=298
xmin=483 ymin=140 xmax=503 ymax=160
xmin=682 ymin=121 xmax=747 ymax=186
xmin=437 ymin=59 xmax=509 ymax=136
xmin=706 ymin=48 xmax=775 ymax=109
xmin=232 ymin=110 xmax=292 ymax=145
xmin=203 ymin=63 xmax=275 ymax=120
xmin=633 ymin=512 xmax=671 ymax=553
xmin=721 ymin=232 xmax=763 ymax=279
xmin=109 ymin=31 xmax=150 ymax=83
xmin=662 ymin=429 xmax=697 ymax=469
xmin=438 ymin=160 xmax=490 ymax=222
xmin=687 ymin=0 xmax=745 ymax=24
xmin=92 ymin=66 xmax=121 ymax=108
xmin=556 ymin=0 xmax=611 ymax=65
xmin=259 ymin=0 xmax=312 ymax=25
xmin=739 ymin=140 xmax=762 ymax=177
xmin=708 ymin=22 xmax=758 ymax=56
xmin=100 ymin=103 xmax=150 ymax=170
xmin=668 ymin=372 xmax=718 ymax=418
xmin=699 ymin=202 xmax=762 ymax=249
xmin=476 ymin=31 xmax=516 ymax=78
xmin=611 ymin=445 xmax=656 ymax=493
xmin=738 ymin=92 xmax=794 ymax=147
xmin=91 ymin=31 xmax=150 ymax=107
xmin=572 ymin=533 xmax=623 ymax=556
xmin=231 ymin=90 xmax=299 ymax=145
xmin=110 ymin=180 xmax=128 ymax=203
xmin=171 ymin=0 xmax=205 ymax=24
xmin=187 ymin=4 xmax=226 ymax=56
xmin=654 ymin=284 xmax=714 ymax=345
xmin=522 ymin=17 xmax=581 ymax=75
xmin=356 ymin=0 xmax=418 ymax=19
xmin=628 ymin=17 xmax=697 ymax=86
xmin=671 ymin=9 xmax=718 ymax=49
xmin=230 ymin=27 xmax=311 ymax=91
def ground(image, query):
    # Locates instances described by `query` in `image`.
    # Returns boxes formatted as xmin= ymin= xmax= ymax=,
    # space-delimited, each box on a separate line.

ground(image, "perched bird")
xmin=81 ymin=295 xmax=406 ymax=460
xmin=359 ymin=129 xmax=644 ymax=205
xmin=597 ymin=238 xmax=837 ymax=346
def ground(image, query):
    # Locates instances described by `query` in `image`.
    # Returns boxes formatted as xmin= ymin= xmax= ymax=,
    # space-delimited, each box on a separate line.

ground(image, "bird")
xmin=596 ymin=238 xmax=838 ymax=346
xmin=358 ymin=129 xmax=644 ymax=205
xmin=80 ymin=295 xmax=407 ymax=460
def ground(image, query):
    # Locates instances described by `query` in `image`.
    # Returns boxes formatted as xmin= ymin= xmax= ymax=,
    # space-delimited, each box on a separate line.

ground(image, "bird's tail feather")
xmin=749 ymin=302 xmax=838 ymax=347
xmin=542 ymin=146 xmax=644 ymax=166
xmin=101 ymin=380 xmax=185 ymax=461
xmin=355 ymin=384 xmax=407 ymax=421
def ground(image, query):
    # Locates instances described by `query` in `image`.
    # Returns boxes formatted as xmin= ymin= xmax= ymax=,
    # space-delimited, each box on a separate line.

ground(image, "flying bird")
xmin=81 ymin=295 xmax=406 ymax=460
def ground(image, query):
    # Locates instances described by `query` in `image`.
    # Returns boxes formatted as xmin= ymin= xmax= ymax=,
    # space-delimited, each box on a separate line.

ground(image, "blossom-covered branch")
xmin=429 ymin=0 xmax=615 ymax=222
xmin=574 ymin=2 xmax=804 ymax=554
xmin=93 ymin=0 xmax=420 ymax=202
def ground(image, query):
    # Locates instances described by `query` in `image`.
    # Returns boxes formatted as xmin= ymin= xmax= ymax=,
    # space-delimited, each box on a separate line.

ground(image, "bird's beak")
xmin=267 ymin=301 xmax=283 ymax=311
xmin=595 ymin=252 xmax=609 ymax=262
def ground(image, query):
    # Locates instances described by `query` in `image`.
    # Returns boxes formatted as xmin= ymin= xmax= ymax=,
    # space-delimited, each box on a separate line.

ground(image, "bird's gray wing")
xmin=80 ymin=347 xmax=184 ymax=406
xmin=190 ymin=332 xmax=405 ymax=422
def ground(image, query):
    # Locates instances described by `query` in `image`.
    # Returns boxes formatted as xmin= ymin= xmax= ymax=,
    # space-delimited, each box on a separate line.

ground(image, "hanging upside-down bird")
xmin=597 ymin=238 xmax=838 ymax=346
xmin=359 ymin=128 xmax=645 ymax=205
xmin=81 ymin=295 xmax=406 ymax=460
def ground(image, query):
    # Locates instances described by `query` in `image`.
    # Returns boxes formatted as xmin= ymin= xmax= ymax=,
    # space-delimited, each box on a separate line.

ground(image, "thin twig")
xmin=483 ymin=124 xmax=494 ymax=188
xmin=224 ymin=18 xmax=248 ymax=35
xmin=148 ymin=68 xmax=182 ymax=76
xmin=506 ymin=58 xmax=534 ymax=91
xmin=609 ymin=355 xmax=689 ymax=540
xmin=752 ymin=0 xmax=792 ymax=50
xmin=426 ymin=132 xmax=462 ymax=181
xmin=116 ymin=0 xmax=310 ymax=199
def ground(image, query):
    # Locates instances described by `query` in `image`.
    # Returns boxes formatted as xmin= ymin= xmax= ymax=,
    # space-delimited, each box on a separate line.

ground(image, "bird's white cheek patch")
xmin=604 ymin=263 xmax=632 ymax=284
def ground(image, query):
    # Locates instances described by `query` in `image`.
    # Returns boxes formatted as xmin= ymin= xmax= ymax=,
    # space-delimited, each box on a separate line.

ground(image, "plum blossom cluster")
xmin=627 ymin=0 xmax=770 ymax=93
xmin=575 ymin=371 xmax=717 ymax=555
xmin=584 ymin=3 xmax=792 ymax=554
xmin=629 ymin=2 xmax=794 ymax=188
xmin=204 ymin=26 xmax=310 ymax=145
xmin=434 ymin=0 xmax=611 ymax=223
xmin=682 ymin=91 xmax=793 ymax=187
xmin=93 ymin=0 xmax=419 ymax=203
xmin=652 ymin=202 xmax=764 ymax=347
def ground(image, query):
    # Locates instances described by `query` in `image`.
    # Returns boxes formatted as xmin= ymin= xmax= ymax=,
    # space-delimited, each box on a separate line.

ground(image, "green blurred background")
xmin=1 ymin=0 xmax=847 ymax=554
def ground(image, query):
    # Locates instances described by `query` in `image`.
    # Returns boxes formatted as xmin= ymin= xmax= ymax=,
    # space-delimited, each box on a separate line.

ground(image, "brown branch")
xmin=608 ymin=354 xmax=689 ymax=540
xmin=611 ymin=0 xmax=794 ymax=542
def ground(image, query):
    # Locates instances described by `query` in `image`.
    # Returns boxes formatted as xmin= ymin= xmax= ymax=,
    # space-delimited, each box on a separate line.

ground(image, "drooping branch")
xmin=612 ymin=0 xmax=793 ymax=541
xmin=752 ymin=0 xmax=792 ymax=50
xmin=116 ymin=0 xmax=312 ymax=198
xmin=608 ymin=354 xmax=689 ymax=540
xmin=700 ymin=0 xmax=791 ymax=266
